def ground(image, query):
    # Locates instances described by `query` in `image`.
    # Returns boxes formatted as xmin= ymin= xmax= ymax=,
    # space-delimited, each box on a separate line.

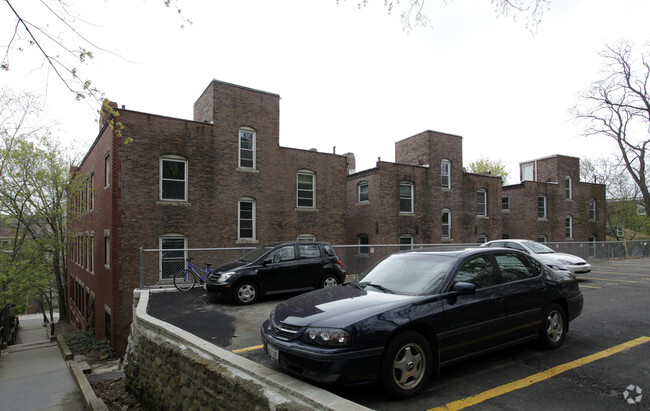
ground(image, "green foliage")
xmin=468 ymin=157 xmax=510 ymax=185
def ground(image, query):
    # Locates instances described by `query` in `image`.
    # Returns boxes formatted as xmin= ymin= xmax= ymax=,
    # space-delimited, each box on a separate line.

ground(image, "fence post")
xmin=139 ymin=247 xmax=144 ymax=288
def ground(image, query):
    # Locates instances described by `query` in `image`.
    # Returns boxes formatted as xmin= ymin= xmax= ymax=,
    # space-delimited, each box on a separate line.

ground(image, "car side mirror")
xmin=263 ymin=258 xmax=272 ymax=266
xmin=453 ymin=282 xmax=476 ymax=295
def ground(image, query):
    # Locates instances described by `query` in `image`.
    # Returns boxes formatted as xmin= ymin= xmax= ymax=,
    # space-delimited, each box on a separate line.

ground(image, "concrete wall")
xmin=125 ymin=290 xmax=369 ymax=411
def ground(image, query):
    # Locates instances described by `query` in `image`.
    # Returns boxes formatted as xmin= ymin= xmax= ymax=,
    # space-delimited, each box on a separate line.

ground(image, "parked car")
xmin=205 ymin=241 xmax=345 ymax=305
xmin=480 ymin=239 xmax=591 ymax=274
xmin=261 ymin=247 xmax=583 ymax=398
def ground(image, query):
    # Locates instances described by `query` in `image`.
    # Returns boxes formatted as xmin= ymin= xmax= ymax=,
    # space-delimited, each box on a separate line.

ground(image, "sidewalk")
xmin=0 ymin=313 xmax=86 ymax=410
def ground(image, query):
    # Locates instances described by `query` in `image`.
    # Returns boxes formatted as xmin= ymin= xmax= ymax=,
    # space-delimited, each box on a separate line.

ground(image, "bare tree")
xmin=573 ymin=41 xmax=650 ymax=219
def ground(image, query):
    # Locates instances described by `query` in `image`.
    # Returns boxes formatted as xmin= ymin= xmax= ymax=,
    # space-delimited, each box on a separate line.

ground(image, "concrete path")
xmin=0 ymin=313 xmax=85 ymax=410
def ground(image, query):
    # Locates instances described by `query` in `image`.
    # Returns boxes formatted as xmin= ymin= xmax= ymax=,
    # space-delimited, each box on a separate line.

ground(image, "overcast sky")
xmin=3 ymin=0 xmax=650 ymax=181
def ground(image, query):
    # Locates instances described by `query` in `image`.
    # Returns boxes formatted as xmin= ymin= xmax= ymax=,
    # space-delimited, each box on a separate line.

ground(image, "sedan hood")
xmin=534 ymin=252 xmax=586 ymax=265
xmin=273 ymin=284 xmax=422 ymax=328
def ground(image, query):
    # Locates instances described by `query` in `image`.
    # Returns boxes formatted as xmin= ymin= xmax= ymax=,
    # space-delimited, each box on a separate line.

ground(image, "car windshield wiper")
xmin=360 ymin=282 xmax=394 ymax=294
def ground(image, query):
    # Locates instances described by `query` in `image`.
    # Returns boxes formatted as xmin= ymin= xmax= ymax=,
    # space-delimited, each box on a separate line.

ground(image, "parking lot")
xmin=148 ymin=258 xmax=650 ymax=410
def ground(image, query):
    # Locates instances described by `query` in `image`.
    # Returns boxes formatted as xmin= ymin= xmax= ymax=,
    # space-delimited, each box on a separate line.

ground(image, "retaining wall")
xmin=124 ymin=290 xmax=370 ymax=410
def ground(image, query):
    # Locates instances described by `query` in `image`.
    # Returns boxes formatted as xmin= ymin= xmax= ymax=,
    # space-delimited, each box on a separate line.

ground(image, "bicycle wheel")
xmin=174 ymin=270 xmax=196 ymax=291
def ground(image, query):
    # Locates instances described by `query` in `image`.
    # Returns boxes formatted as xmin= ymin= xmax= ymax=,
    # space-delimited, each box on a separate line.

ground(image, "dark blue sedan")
xmin=260 ymin=247 xmax=583 ymax=398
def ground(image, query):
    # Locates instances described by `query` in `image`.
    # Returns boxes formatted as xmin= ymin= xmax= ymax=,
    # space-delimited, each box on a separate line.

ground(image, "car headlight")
xmin=547 ymin=263 xmax=568 ymax=271
xmin=218 ymin=271 xmax=236 ymax=282
xmin=302 ymin=327 xmax=352 ymax=347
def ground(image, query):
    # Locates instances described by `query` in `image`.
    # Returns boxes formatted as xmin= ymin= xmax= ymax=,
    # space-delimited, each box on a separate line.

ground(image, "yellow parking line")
xmin=232 ymin=344 xmax=264 ymax=354
xmin=591 ymin=271 xmax=650 ymax=277
xmin=580 ymin=285 xmax=601 ymax=289
xmin=429 ymin=336 xmax=650 ymax=411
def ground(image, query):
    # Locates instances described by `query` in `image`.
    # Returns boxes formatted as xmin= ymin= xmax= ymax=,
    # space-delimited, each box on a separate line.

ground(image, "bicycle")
xmin=174 ymin=258 xmax=213 ymax=291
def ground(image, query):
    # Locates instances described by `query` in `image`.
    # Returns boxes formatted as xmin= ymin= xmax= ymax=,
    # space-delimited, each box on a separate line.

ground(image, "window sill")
xmin=237 ymin=167 xmax=259 ymax=174
xmin=157 ymin=201 xmax=191 ymax=207
xmin=236 ymin=239 xmax=259 ymax=245
xmin=357 ymin=201 xmax=369 ymax=205
xmin=538 ymin=218 xmax=548 ymax=221
xmin=399 ymin=212 xmax=415 ymax=216
xmin=477 ymin=215 xmax=489 ymax=219
xmin=296 ymin=207 xmax=318 ymax=212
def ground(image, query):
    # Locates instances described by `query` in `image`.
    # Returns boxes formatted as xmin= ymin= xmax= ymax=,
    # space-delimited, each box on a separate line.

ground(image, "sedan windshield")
xmin=240 ymin=246 xmax=274 ymax=262
xmin=357 ymin=254 xmax=456 ymax=295
xmin=522 ymin=241 xmax=555 ymax=254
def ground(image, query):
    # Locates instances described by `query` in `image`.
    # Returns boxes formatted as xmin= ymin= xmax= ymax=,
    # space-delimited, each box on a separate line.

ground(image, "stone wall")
xmin=125 ymin=290 xmax=369 ymax=411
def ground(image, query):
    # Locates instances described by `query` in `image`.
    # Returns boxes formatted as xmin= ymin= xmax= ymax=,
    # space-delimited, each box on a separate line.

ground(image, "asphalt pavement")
xmin=0 ymin=313 xmax=86 ymax=410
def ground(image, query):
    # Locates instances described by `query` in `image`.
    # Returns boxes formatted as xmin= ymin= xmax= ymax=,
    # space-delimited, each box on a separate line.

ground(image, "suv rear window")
xmin=324 ymin=245 xmax=336 ymax=257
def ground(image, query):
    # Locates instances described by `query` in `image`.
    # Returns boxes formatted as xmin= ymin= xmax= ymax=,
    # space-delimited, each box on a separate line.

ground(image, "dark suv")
xmin=205 ymin=241 xmax=346 ymax=305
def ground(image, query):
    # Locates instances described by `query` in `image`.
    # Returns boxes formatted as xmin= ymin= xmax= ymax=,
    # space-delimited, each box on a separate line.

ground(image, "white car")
xmin=480 ymin=239 xmax=591 ymax=275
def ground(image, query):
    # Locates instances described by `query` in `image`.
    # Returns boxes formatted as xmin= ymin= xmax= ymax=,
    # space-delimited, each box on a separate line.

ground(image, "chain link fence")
xmin=139 ymin=240 xmax=650 ymax=288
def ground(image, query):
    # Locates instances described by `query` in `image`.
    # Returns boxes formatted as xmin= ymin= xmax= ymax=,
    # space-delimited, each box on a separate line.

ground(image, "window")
xmin=297 ymin=170 xmax=315 ymax=208
xmin=105 ymin=309 xmax=111 ymax=342
xmin=238 ymin=199 xmax=255 ymax=240
xmin=358 ymin=181 xmax=369 ymax=203
xmin=588 ymin=198 xmax=596 ymax=220
xmin=537 ymin=195 xmax=547 ymax=219
xmin=104 ymin=234 xmax=110 ymax=268
xmin=441 ymin=159 xmax=450 ymax=189
xmin=160 ymin=157 xmax=187 ymax=201
xmin=399 ymin=235 xmax=413 ymax=251
xmin=160 ymin=235 xmax=187 ymax=279
xmin=502 ymin=196 xmax=509 ymax=211
xmin=477 ymin=189 xmax=487 ymax=216
xmin=90 ymin=234 xmax=94 ymax=274
xmin=268 ymin=246 xmax=296 ymax=263
xmin=589 ymin=236 xmax=596 ymax=258
xmin=104 ymin=153 xmax=110 ymax=188
xmin=442 ymin=209 xmax=451 ymax=239
xmin=452 ymin=255 xmax=496 ymax=289
xmin=399 ymin=182 xmax=414 ymax=213
xmin=298 ymin=243 xmax=321 ymax=258
xmin=522 ymin=162 xmax=534 ymax=181
xmin=358 ymin=234 xmax=369 ymax=255
xmin=565 ymin=176 xmax=572 ymax=199
xmin=538 ymin=235 xmax=547 ymax=244
xmin=297 ymin=234 xmax=316 ymax=241
xmin=476 ymin=235 xmax=487 ymax=244
xmin=90 ymin=172 xmax=95 ymax=211
xmin=239 ymin=128 xmax=256 ymax=169
xmin=495 ymin=253 xmax=540 ymax=283
xmin=566 ymin=216 xmax=573 ymax=239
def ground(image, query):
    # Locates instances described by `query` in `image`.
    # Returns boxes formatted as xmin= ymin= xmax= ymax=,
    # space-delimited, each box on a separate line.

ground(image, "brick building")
xmin=67 ymin=80 xmax=606 ymax=353
xmin=67 ymin=80 xmax=349 ymax=353
xmin=501 ymin=155 xmax=606 ymax=242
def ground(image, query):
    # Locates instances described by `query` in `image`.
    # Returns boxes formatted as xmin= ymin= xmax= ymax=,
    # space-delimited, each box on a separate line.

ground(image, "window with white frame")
xmin=297 ymin=234 xmax=316 ymax=241
xmin=297 ymin=170 xmax=315 ymax=208
xmin=399 ymin=235 xmax=413 ymax=250
xmin=538 ymin=235 xmax=547 ymax=244
xmin=104 ymin=233 xmax=110 ymax=268
xmin=160 ymin=235 xmax=187 ymax=280
xmin=588 ymin=198 xmax=596 ymax=220
xmin=538 ymin=195 xmax=547 ymax=219
xmin=442 ymin=209 xmax=451 ymax=239
xmin=399 ymin=182 xmax=414 ymax=213
xmin=238 ymin=128 xmax=256 ymax=169
xmin=589 ymin=236 xmax=596 ymax=258
xmin=104 ymin=153 xmax=110 ymax=188
xmin=358 ymin=181 xmax=369 ymax=203
xmin=441 ymin=159 xmax=450 ymax=189
xmin=565 ymin=216 xmax=573 ymax=239
xmin=502 ymin=196 xmax=509 ymax=211
xmin=476 ymin=235 xmax=487 ymax=244
xmin=477 ymin=189 xmax=487 ymax=216
xmin=358 ymin=234 xmax=369 ymax=255
xmin=238 ymin=198 xmax=255 ymax=240
xmin=160 ymin=156 xmax=187 ymax=201
xmin=565 ymin=176 xmax=572 ymax=199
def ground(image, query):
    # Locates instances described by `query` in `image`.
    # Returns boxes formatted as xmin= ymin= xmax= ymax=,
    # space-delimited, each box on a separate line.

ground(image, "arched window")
xmin=441 ymin=159 xmax=451 ymax=189
xmin=442 ymin=209 xmax=451 ymax=239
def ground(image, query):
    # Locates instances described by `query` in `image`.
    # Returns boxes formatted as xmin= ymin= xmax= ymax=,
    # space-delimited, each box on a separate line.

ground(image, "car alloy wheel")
xmin=321 ymin=275 xmax=339 ymax=288
xmin=380 ymin=330 xmax=432 ymax=398
xmin=540 ymin=303 xmax=566 ymax=349
xmin=235 ymin=281 xmax=258 ymax=305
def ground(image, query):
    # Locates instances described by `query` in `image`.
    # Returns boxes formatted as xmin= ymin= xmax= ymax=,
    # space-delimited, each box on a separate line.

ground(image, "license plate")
xmin=267 ymin=343 xmax=279 ymax=363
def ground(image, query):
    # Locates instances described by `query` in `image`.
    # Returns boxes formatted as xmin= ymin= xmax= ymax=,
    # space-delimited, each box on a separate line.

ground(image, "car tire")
xmin=540 ymin=303 xmax=566 ymax=349
xmin=234 ymin=281 xmax=259 ymax=305
xmin=379 ymin=330 xmax=433 ymax=399
xmin=321 ymin=274 xmax=339 ymax=288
